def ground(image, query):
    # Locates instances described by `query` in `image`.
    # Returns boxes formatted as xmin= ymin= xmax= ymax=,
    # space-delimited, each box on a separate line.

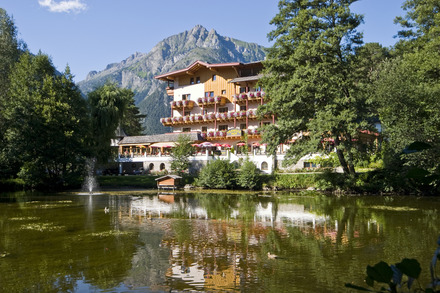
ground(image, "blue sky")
xmin=2 ymin=0 xmax=406 ymax=82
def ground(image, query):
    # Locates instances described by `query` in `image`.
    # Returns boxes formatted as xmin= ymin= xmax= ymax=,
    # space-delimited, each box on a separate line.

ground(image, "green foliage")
xmin=170 ymin=134 xmax=194 ymax=175
xmin=195 ymin=159 xmax=236 ymax=189
xmin=88 ymin=82 xmax=138 ymax=163
xmin=346 ymin=236 xmax=440 ymax=292
xmin=237 ymin=158 xmax=261 ymax=190
xmin=260 ymin=0 xmax=374 ymax=176
xmin=370 ymin=0 xmax=440 ymax=194
xmin=2 ymin=53 xmax=89 ymax=189
xmin=310 ymin=153 xmax=340 ymax=168
xmin=274 ymin=174 xmax=319 ymax=190
xmin=97 ymin=175 xmax=158 ymax=189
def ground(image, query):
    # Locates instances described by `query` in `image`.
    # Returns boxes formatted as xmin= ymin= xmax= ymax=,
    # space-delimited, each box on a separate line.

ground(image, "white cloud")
xmin=38 ymin=0 xmax=87 ymax=13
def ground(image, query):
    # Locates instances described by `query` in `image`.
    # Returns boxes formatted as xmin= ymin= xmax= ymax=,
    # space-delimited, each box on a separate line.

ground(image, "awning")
xmin=150 ymin=142 xmax=176 ymax=148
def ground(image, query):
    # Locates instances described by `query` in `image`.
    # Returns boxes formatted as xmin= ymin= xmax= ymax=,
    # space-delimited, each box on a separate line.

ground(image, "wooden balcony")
xmin=197 ymin=96 xmax=227 ymax=107
xmin=233 ymin=92 xmax=265 ymax=104
xmin=171 ymin=100 xmax=195 ymax=110
xmin=166 ymin=87 xmax=174 ymax=96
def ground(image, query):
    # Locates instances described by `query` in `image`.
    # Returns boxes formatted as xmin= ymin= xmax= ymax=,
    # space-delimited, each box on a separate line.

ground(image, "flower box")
xmin=201 ymin=132 xmax=207 ymax=138
xmin=195 ymin=115 xmax=203 ymax=121
xmin=239 ymin=93 xmax=248 ymax=99
xmin=197 ymin=97 xmax=203 ymax=104
xmin=208 ymin=131 xmax=214 ymax=137
xmin=183 ymin=116 xmax=190 ymax=122
xmin=190 ymin=115 xmax=195 ymax=122
xmin=208 ymin=97 xmax=215 ymax=103
xmin=165 ymin=117 xmax=172 ymax=123
xmin=214 ymin=96 xmax=222 ymax=103
xmin=239 ymin=111 xmax=247 ymax=118
xmin=171 ymin=101 xmax=177 ymax=107
xmin=205 ymin=113 xmax=214 ymax=120
xmin=248 ymin=92 xmax=255 ymax=98
xmin=247 ymin=109 xmax=256 ymax=117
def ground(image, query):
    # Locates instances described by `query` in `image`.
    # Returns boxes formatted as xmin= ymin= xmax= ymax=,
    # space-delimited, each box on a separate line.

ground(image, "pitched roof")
xmin=229 ymin=74 xmax=263 ymax=83
xmin=118 ymin=132 xmax=204 ymax=145
xmin=155 ymin=175 xmax=182 ymax=181
xmin=154 ymin=60 xmax=262 ymax=81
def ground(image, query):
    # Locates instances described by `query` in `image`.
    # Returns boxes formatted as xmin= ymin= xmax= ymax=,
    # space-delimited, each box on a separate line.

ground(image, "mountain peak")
xmin=78 ymin=27 xmax=266 ymax=134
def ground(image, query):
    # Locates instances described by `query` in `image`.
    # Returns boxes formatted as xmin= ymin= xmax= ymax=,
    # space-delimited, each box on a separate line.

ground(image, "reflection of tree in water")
xmin=123 ymin=226 xmax=170 ymax=291
xmin=0 ymin=200 xmax=140 ymax=292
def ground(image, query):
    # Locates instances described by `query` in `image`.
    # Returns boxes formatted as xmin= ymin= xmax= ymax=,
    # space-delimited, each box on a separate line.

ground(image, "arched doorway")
xmin=149 ymin=163 xmax=154 ymax=171
xmin=261 ymin=161 xmax=268 ymax=171
xmin=160 ymin=163 xmax=166 ymax=171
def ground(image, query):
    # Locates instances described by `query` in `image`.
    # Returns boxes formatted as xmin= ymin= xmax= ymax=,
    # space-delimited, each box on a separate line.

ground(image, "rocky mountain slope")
xmin=78 ymin=25 xmax=266 ymax=134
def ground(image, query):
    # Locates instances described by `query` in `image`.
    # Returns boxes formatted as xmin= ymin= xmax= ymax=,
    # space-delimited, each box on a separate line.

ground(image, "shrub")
xmin=195 ymin=159 xmax=236 ymax=189
xmin=237 ymin=158 xmax=261 ymax=190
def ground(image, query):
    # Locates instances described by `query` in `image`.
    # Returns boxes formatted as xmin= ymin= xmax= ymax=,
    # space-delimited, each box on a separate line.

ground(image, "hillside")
xmin=78 ymin=25 xmax=267 ymax=134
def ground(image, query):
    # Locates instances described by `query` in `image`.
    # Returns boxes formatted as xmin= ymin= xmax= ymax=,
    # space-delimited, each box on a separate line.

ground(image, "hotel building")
xmin=116 ymin=60 xmax=298 ymax=174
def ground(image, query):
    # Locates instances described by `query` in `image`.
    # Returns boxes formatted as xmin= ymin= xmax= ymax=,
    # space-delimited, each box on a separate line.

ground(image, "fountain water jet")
xmin=78 ymin=158 xmax=103 ymax=195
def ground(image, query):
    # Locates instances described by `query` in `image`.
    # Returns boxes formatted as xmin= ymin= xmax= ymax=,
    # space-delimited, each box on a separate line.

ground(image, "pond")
xmin=0 ymin=191 xmax=439 ymax=292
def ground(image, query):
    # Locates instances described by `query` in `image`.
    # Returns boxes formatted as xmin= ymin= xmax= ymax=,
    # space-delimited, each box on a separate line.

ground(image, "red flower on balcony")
xmin=197 ymin=97 xmax=203 ymax=104
xmin=239 ymin=93 xmax=248 ymax=99
xmin=208 ymin=131 xmax=214 ymax=137
xmin=201 ymin=132 xmax=207 ymax=138
xmin=249 ymin=92 xmax=255 ymax=98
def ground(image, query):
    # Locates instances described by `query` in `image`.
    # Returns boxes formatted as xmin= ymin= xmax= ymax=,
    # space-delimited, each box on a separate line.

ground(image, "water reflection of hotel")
xmin=114 ymin=195 xmax=371 ymax=291
xmin=127 ymin=195 xmax=328 ymax=227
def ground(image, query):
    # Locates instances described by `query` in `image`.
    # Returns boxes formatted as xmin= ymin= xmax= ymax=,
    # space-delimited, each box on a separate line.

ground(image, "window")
xmin=240 ymin=105 xmax=247 ymax=111
xmin=304 ymin=162 xmax=317 ymax=168
xmin=182 ymin=94 xmax=191 ymax=100
xmin=261 ymin=162 xmax=268 ymax=171
xmin=202 ymin=109 xmax=208 ymax=115
xmin=182 ymin=128 xmax=191 ymax=132
xmin=190 ymin=78 xmax=194 ymax=85
xmin=201 ymin=126 xmax=207 ymax=133
xmin=149 ymin=163 xmax=154 ymax=170
xmin=218 ymin=107 xmax=228 ymax=113
xmin=221 ymin=90 xmax=226 ymax=95
xmin=184 ymin=111 xmax=191 ymax=116
xmin=218 ymin=125 xmax=228 ymax=131
xmin=240 ymin=124 xmax=246 ymax=130
xmin=240 ymin=87 xmax=247 ymax=93
xmin=160 ymin=163 xmax=166 ymax=170
xmin=205 ymin=91 xmax=214 ymax=97
xmin=212 ymin=74 xmax=217 ymax=81
xmin=196 ymin=77 xmax=200 ymax=84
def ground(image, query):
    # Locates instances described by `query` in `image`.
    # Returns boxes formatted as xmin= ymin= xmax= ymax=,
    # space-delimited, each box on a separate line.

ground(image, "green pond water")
xmin=0 ymin=191 xmax=439 ymax=292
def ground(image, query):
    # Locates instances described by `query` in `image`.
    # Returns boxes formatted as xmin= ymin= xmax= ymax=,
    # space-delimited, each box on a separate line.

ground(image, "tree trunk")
xmin=335 ymin=138 xmax=350 ymax=175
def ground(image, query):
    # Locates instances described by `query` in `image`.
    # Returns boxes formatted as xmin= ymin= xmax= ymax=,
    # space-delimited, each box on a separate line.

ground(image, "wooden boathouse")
xmin=155 ymin=175 xmax=182 ymax=190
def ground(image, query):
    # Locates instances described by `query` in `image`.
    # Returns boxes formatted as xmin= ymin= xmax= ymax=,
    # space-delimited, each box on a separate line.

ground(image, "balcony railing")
xmin=160 ymin=109 xmax=259 ymax=126
xmin=197 ymin=96 xmax=227 ymax=106
xmin=233 ymin=91 xmax=265 ymax=104
xmin=171 ymin=100 xmax=195 ymax=110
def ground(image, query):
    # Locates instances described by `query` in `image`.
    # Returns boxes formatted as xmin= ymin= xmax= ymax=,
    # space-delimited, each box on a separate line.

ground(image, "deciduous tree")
xmin=259 ymin=0 xmax=374 ymax=176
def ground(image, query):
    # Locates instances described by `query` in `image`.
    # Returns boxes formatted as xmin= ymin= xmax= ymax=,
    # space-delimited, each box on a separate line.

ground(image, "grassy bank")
xmin=97 ymin=175 xmax=158 ymax=189
xmin=0 ymin=178 xmax=26 ymax=191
